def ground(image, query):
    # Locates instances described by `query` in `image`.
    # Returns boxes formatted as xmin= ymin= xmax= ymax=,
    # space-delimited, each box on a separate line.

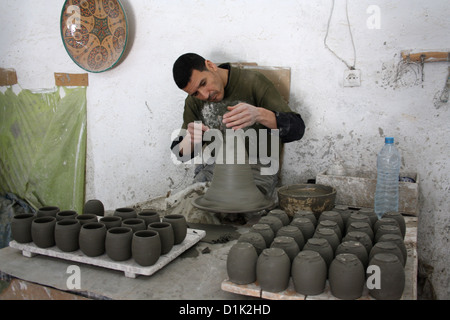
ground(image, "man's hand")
xmin=222 ymin=103 xmax=277 ymax=130
xmin=179 ymin=121 xmax=209 ymax=155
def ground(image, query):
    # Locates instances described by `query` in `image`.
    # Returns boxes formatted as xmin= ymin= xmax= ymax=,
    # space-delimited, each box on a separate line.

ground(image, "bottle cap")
xmin=385 ymin=137 xmax=394 ymax=144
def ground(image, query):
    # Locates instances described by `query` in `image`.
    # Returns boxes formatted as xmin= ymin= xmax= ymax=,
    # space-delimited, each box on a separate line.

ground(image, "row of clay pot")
xmin=227 ymin=208 xmax=406 ymax=300
xmin=10 ymin=205 xmax=187 ymax=267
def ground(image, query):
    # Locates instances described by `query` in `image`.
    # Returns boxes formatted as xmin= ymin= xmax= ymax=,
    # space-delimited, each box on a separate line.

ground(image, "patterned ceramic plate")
xmin=60 ymin=0 xmax=128 ymax=73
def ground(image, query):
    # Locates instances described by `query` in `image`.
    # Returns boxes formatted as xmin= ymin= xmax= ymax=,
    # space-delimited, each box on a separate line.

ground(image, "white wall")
xmin=1 ymin=0 xmax=449 ymax=299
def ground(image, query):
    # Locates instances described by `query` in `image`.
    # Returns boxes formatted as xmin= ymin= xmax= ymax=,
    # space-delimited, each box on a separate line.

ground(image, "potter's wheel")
xmin=192 ymin=196 xmax=274 ymax=214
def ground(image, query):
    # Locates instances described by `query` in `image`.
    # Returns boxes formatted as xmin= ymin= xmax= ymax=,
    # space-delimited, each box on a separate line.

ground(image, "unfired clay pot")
xmin=36 ymin=206 xmax=60 ymax=218
xmin=137 ymin=210 xmax=160 ymax=227
xmin=290 ymin=217 xmax=315 ymax=241
xmin=358 ymin=208 xmax=378 ymax=228
xmin=122 ymin=218 xmax=146 ymax=233
xmin=377 ymin=234 xmax=407 ymax=264
xmin=270 ymin=236 xmax=300 ymax=262
xmin=79 ymin=222 xmax=106 ymax=257
xmin=368 ymin=253 xmax=405 ymax=300
xmin=316 ymin=220 xmax=342 ymax=241
xmin=342 ymin=231 xmax=373 ymax=255
xmin=31 ymin=216 xmax=56 ymax=248
xmin=346 ymin=221 xmax=374 ymax=242
xmin=335 ymin=240 xmax=369 ymax=269
xmin=291 ymin=250 xmax=327 ymax=295
xmin=346 ymin=213 xmax=371 ymax=230
xmin=113 ymin=207 xmax=137 ymax=220
xmin=250 ymin=223 xmax=274 ymax=247
xmin=292 ymin=210 xmax=317 ymax=227
xmin=148 ymin=222 xmax=174 ymax=254
xmin=256 ymin=248 xmax=291 ymax=293
xmin=227 ymin=242 xmax=258 ymax=285
xmin=318 ymin=210 xmax=344 ymax=234
xmin=237 ymin=232 xmax=266 ymax=255
xmin=83 ymin=199 xmax=105 ymax=216
xmin=329 ymin=253 xmax=365 ymax=300
xmin=258 ymin=216 xmax=283 ymax=234
xmin=268 ymin=209 xmax=290 ymax=226
xmin=302 ymin=237 xmax=334 ymax=269
xmin=332 ymin=205 xmax=352 ymax=226
xmin=11 ymin=213 xmax=35 ymax=243
xmin=56 ymin=210 xmax=78 ymax=221
xmin=382 ymin=211 xmax=406 ymax=239
xmin=369 ymin=241 xmax=405 ymax=267
xmin=162 ymin=214 xmax=187 ymax=244
xmin=99 ymin=216 xmax=122 ymax=230
xmin=105 ymin=227 xmax=133 ymax=261
xmin=374 ymin=217 xmax=399 ymax=235
xmin=55 ymin=219 xmax=81 ymax=252
xmin=76 ymin=213 xmax=98 ymax=225
xmin=313 ymin=227 xmax=340 ymax=254
xmin=276 ymin=225 xmax=305 ymax=250
xmin=374 ymin=224 xmax=402 ymax=243
xmin=132 ymin=230 xmax=161 ymax=266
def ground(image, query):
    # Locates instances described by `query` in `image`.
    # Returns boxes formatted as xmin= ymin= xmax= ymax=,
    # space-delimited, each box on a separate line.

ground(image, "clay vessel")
xmin=335 ymin=240 xmax=369 ymax=269
xmin=258 ymin=215 xmax=283 ymax=234
xmin=374 ymin=224 xmax=402 ymax=243
xmin=55 ymin=219 xmax=81 ymax=252
xmin=148 ymin=222 xmax=174 ymax=254
xmin=256 ymin=248 xmax=291 ymax=292
xmin=369 ymin=241 xmax=405 ymax=266
xmin=368 ymin=253 xmax=405 ymax=300
xmin=137 ymin=210 xmax=160 ymax=227
xmin=316 ymin=220 xmax=342 ymax=241
xmin=276 ymin=225 xmax=305 ymax=250
xmin=36 ymin=206 xmax=60 ymax=218
xmin=227 ymin=242 xmax=258 ymax=285
xmin=31 ymin=216 xmax=56 ymax=248
xmin=76 ymin=213 xmax=98 ymax=225
xmin=270 ymin=236 xmax=300 ymax=262
xmin=329 ymin=253 xmax=365 ymax=300
xmin=237 ymin=232 xmax=266 ymax=255
xmin=318 ymin=210 xmax=344 ymax=234
xmin=293 ymin=210 xmax=317 ymax=227
xmin=83 ymin=199 xmax=104 ymax=216
xmin=132 ymin=230 xmax=161 ymax=266
xmin=346 ymin=213 xmax=371 ymax=230
xmin=11 ymin=213 xmax=35 ymax=243
xmin=105 ymin=227 xmax=133 ymax=261
xmin=291 ymin=250 xmax=327 ymax=295
xmin=358 ymin=208 xmax=378 ymax=228
xmin=382 ymin=211 xmax=406 ymax=239
xmin=332 ymin=205 xmax=352 ymax=226
xmin=290 ymin=217 xmax=315 ymax=241
xmin=250 ymin=223 xmax=274 ymax=247
xmin=374 ymin=217 xmax=399 ymax=235
xmin=79 ymin=222 xmax=106 ymax=257
xmin=313 ymin=227 xmax=340 ymax=254
xmin=113 ymin=207 xmax=137 ymax=220
xmin=346 ymin=221 xmax=374 ymax=242
xmin=303 ymin=237 xmax=334 ymax=269
xmin=99 ymin=216 xmax=122 ymax=230
xmin=342 ymin=231 xmax=373 ymax=255
xmin=378 ymin=234 xmax=407 ymax=264
xmin=268 ymin=209 xmax=290 ymax=226
xmin=162 ymin=214 xmax=188 ymax=244
xmin=56 ymin=210 xmax=78 ymax=221
xmin=122 ymin=218 xmax=146 ymax=233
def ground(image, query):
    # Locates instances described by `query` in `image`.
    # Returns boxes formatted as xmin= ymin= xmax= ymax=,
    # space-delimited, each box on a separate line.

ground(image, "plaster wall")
xmin=0 ymin=0 xmax=449 ymax=299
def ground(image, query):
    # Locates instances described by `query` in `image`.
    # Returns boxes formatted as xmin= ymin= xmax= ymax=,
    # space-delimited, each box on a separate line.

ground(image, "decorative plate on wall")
xmin=60 ymin=0 xmax=128 ymax=73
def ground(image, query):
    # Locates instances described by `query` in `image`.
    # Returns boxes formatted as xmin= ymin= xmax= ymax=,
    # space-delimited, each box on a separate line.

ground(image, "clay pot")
xmin=276 ymin=225 xmax=305 ymax=250
xmin=268 ymin=209 xmax=290 ymax=226
xmin=55 ymin=219 xmax=81 ymax=252
xmin=346 ymin=221 xmax=374 ymax=242
xmin=56 ymin=210 xmax=78 ymax=221
xmin=250 ymin=223 xmax=274 ymax=247
xmin=303 ymin=237 xmax=334 ymax=269
xmin=227 ymin=242 xmax=258 ymax=285
xmin=358 ymin=208 xmax=378 ymax=228
xmin=291 ymin=250 xmax=327 ymax=295
xmin=369 ymin=241 xmax=405 ymax=267
xmin=36 ymin=206 xmax=60 ymax=218
xmin=76 ymin=213 xmax=98 ymax=225
xmin=342 ymin=231 xmax=373 ymax=255
xmin=137 ymin=210 xmax=160 ymax=227
xmin=290 ymin=217 xmax=315 ymax=241
xmin=31 ymin=216 xmax=56 ymax=248
xmin=122 ymin=218 xmax=146 ymax=233
xmin=105 ymin=227 xmax=133 ymax=261
xmin=329 ymin=253 xmax=365 ymax=300
xmin=374 ymin=224 xmax=402 ymax=243
xmin=318 ymin=210 xmax=344 ymax=234
xmin=332 ymin=205 xmax=352 ymax=226
xmin=256 ymin=248 xmax=291 ymax=292
xmin=313 ymin=227 xmax=340 ymax=254
xmin=79 ymin=222 xmax=106 ymax=257
xmin=237 ymin=232 xmax=266 ymax=255
xmin=378 ymin=234 xmax=407 ymax=264
xmin=113 ymin=207 xmax=137 ymax=220
xmin=83 ymin=199 xmax=104 ymax=216
xmin=293 ymin=210 xmax=317 ymax=227
xmin=335 ymin=240 xmax=369 ymax=269
xmin=99 ymin=216 xmax=122 ymax=230
xmin=270 ymin=236 xmax=300 ymax=262
xmin=316 ymin=220 xmax=342 ymax=241
xmin=148 ymin=222 xmax=174 ymax=254
xmin=374 ymin=217 xmax=399 ymax=235
xmin=258 ymin=216 xmax=283 ymax=234
xmin=132 ymin=230 xmax=161 ymax=266
xmin=11 ymin=213 xmax=35 ymax=243
xmin=346 ymin=213 xmax=371 ymax=230
xmin=162 ymin=214 xmax=188 ymax=245
xmin=382 ymin=211 xmax=406 ymax=239
xmin=368 ymin=253 xmax=405 ymax=300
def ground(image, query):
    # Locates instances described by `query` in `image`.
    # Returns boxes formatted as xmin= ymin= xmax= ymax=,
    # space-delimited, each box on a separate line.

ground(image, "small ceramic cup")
xmin=83 ymin=199 xmax=105 ymax=216
xmin=105 ymin=227 xmax=133 ymax=261
xmin=137 ymin=210 xmax=160 ymax=227
xmin=56 ymin=210 xmax=78 ymax=221
xmin=99 ymin=216 xmax=122 ymax=230
xmin=256 ymin=248 xmax=291 ymax=293
xmin=227 ymin=242 xmax=258 ymax=285
xmin=122 ymin=218 xmax=146 ymax=233
xmin=113 ymin=207 xmax=137 ymax=220
xmin=162 ymin=214 xmax=187 ymax=245
xmin=76 ymin=213 xmax=98 ymax=225
xmin=11 ymin=213 xmax=35 ymax=243
xmin=79 ymin=222 xmax=106 ymax=257
xmin=36 ymin=206 xmax=60 ymax=218
xmin=132 ymin=230 xmax=161 ymax=266
xmin=329 ymin=253 xmax=366 ymax=300
xmin=292 ymin=250 xmax=327 ymax=295
xmin=31 ymin=216 xmax=57 ymax=248
xmin=55 ymin=219 xmax=81 ymax=252
xmin=148 ymin=222 xmax=174 ymax=255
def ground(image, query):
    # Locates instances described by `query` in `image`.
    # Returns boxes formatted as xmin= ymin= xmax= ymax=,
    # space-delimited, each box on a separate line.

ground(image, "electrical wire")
xmin=324 ymin=0 xmax=357 ymax=70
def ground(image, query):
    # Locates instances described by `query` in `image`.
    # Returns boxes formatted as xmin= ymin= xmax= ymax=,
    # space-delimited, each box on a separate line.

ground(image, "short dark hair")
xmin=172 ymin=53 xmax=207 ymax=89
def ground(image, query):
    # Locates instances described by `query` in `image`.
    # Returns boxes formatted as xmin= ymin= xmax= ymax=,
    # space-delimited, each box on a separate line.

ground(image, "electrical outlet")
xmin=343 ymin=69 xmax=361 ymax=87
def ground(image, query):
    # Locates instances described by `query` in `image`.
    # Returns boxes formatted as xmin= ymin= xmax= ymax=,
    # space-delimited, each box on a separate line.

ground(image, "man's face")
xmin=182 ymin=61 xmax=225 ymax=102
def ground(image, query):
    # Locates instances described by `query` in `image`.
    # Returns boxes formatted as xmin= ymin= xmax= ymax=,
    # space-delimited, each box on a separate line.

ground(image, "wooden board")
xmin=9 ymin=228 xmax=205 ymax=278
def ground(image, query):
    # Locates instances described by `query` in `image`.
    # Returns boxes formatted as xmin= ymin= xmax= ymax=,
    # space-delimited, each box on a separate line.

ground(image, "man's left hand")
xmin=222 ymin=103 xmax=260 ymax=130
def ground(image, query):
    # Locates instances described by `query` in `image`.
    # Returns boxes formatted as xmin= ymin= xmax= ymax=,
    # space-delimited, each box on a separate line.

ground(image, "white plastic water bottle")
xmin=374 ymin=137 xmax=401 ymax=219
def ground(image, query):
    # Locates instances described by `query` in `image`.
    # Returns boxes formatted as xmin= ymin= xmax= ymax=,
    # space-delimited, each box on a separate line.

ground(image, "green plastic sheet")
xmin=0 ymin=86 xmax=87 ymax=213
